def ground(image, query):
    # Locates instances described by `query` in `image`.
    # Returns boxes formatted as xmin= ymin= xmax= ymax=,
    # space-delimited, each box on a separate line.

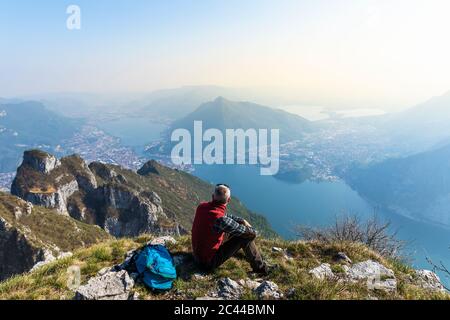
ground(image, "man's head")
xmin=212 ymin=184 xmax=231 ymax=205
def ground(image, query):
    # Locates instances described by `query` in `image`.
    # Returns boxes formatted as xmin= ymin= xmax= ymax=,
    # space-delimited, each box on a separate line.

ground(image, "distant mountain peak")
xmin=137 ymin=159 xmax=162 ymax=176
xmin=213 ymin=96 xmax=228 ymax=103
xmin=165 ymin=97 xmax=314 ymax=145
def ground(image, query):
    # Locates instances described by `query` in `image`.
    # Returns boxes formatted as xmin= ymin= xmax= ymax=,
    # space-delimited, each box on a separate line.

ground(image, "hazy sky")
xmin=1 ymin=0 xmax=450 ymax=110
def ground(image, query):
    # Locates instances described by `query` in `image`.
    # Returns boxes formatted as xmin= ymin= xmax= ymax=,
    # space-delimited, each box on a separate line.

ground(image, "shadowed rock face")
xmin=0 ymin=216 xmax=45 ymax=281
xmin=0 ymin=192 xmax=110 ymax=281
xmin=22 ymin=179 xmax=79 ymax=215
xmin=95 ymin=184 xmax=169 ymax=237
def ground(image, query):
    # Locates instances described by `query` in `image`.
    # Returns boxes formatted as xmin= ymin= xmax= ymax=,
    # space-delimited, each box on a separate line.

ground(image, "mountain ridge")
xmin=0 ymin=101 xmax=81 ymax=172
xmin=345 ymin=142 xmax=450 ymax=227
xmin=147 ymin=97 xmax=314 ymax=156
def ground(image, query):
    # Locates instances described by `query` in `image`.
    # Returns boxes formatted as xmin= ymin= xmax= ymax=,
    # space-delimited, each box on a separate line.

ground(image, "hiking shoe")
xmin=254 ymin=263 xmax=279 ymax=276
xmin=264 ymin=263 xmax=280 ymax=275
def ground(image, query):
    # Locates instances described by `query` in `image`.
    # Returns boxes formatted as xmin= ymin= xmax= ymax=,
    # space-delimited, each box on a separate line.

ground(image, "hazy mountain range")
xmin=375 ymin=90 xmax=450 ymax=154
xmin=0 ymin=101 xmax=81 ymax=172
xmin=346 ymin=142 xmax=450 ymax=228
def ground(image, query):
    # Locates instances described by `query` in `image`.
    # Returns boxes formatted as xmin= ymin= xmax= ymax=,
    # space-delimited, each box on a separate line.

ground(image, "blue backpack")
xmin=134 ymin=244 xmax=177 ymax=291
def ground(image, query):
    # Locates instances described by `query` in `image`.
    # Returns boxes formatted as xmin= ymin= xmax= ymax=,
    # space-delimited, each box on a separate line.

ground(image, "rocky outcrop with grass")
xmin=0 ymin=235 xmax=448 ymax=300
xmin=11 ymin=150 xmax=94 ymax=216
xmin=0 ymin=192 xmax=110 ymax=281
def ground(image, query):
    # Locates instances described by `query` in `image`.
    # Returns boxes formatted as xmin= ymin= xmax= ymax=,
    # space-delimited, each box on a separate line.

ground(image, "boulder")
xmin=345 ymin=260 xmax=397 ymax=292
xmin=75 ymin=270 xmax=135 ymax=300
xmin=217 ymin=278 xmax=242 ymax=299
xmin=415 ymin=270 xmax=445 ymax=292
xmin=238 ymin=278 xmax=262 ymax=290
xmin=253 ymin=281 xmax=283 ymax=299
xmin=309 ymin=263 xmax=335 ymax=280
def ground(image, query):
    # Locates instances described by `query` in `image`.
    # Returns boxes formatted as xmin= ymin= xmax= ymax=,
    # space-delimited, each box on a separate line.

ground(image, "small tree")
xmin=426 ymin=252 xmax=450 ymax=291
xmin=296 ymin=214 xmax=406 ymax=260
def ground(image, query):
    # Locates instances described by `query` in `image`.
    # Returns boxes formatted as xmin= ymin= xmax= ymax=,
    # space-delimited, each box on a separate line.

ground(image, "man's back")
xmin=191 ymin=201 xmax=226 ymax=264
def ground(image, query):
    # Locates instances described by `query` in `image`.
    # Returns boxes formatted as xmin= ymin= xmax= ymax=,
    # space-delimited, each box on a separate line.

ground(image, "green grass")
xmin=1 ymin=235 xmax=448 ymax=300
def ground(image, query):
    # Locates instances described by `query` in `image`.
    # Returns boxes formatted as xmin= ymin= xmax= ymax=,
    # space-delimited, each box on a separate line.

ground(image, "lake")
xmin=193 ymin=164 xmax=450 ymax=285
xmin=97 ymin=117 xmax=167 ymax=151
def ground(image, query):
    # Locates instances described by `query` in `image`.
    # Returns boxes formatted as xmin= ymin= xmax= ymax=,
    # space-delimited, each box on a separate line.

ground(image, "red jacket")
xmin=191 ymin=201 xmax=227 ymax=264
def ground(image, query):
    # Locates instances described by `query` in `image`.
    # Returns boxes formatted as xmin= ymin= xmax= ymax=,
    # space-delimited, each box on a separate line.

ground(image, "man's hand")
xmin=241 ymin=219 xmax=252 ymax=228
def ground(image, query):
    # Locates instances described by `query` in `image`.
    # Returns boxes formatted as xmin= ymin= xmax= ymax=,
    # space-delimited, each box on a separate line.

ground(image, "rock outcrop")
xmin=309 ymin=259 xmax=398 ymax=293
xmin=75 ymin=269 xmax=135 ymax=300
xmin=11 ymin=152 xmax=90 ymax=216
xmin=214 ymin=277 xmax=283 ymax=300
xmin=0 ymin=192 xmax=109 ymax=281
xmin=217 ymin=278 xmax=243 ymax=299
xmin=309 ymin=263 xmax=335 ymax=280
xmin=345 ymin=260 xmax=397 ymax=292
xmin=11 ymin=151 xmax=181 ymax=237
xmin=254 ymin=281 xmax=283 ymax=299
xmin=21 ymin=150 xmax=60 ymax=174
xmin=414 ymin=269 xmax=446 ymax=292
xmin=0 ymin=215 xmax=46 ymax=281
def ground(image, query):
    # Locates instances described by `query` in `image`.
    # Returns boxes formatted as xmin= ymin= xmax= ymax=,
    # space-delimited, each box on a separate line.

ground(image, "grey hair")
xmin=213 ymin=184 xmax=231 ymax=204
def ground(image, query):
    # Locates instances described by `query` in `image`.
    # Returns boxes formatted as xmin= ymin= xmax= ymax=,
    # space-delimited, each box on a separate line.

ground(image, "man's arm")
xmin=213 ymin=215 xmax=256 ymax=237
xmin=228 ymin=214 xmax=253 ymax=228
xmin=227 ymin=214 xmax=244 ymax=224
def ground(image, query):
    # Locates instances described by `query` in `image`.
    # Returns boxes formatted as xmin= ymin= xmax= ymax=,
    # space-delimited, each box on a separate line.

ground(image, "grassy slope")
xmin=1 ymin=235 xmax=448 ymax=300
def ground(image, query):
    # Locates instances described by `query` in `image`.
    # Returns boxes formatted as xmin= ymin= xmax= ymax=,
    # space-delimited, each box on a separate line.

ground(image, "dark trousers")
xmin=206 ymin=234 xmax=266 ymax=272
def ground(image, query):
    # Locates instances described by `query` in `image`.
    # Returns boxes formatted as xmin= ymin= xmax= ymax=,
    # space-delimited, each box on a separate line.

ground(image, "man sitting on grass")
xmin=191 ymin=184 xmax=270 ymax=274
